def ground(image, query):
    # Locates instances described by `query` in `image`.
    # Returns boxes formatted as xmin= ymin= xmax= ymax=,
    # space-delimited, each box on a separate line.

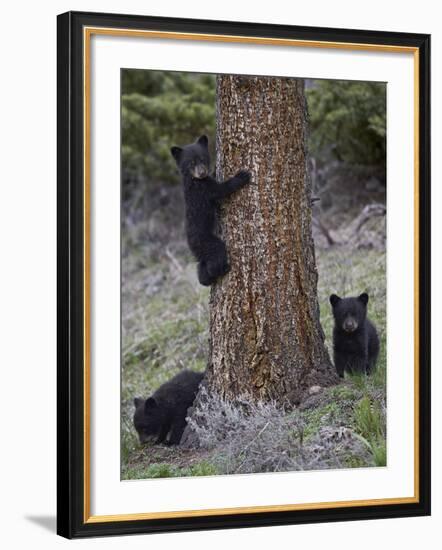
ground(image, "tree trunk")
xmin=182 ymin=76 xmax=337 ymax=446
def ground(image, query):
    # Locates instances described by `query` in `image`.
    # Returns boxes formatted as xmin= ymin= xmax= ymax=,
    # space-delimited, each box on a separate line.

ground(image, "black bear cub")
xmin=329 ymin=293 xmax=380 ymax=378
xmin=171 ymin=135 xmax=251 ymax=286
xmin=133 ymin=370 xmax=204 ymax=446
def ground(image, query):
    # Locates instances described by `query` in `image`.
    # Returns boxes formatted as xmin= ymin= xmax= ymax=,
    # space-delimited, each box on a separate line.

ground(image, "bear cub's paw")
xmin=234 ymin=170 xmax=252 ymax=186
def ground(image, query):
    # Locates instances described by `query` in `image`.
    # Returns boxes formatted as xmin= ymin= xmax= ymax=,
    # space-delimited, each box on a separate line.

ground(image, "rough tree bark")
xmin=182 ymin=76 xmax=337 ymax=446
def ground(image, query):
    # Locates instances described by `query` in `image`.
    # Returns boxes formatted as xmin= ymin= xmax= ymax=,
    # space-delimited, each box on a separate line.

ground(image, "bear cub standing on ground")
xmin=133 ymin=370 xmax=204 ymax=446
xmin=329 ymin=292 xmax=380 ymax=378
xmin=171 ymin=135 xmax=251 ymax=286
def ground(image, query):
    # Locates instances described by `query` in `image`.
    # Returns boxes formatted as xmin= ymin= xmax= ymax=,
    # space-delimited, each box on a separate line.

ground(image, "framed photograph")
xmin=57 ymin=11 xmax=431 ymax=538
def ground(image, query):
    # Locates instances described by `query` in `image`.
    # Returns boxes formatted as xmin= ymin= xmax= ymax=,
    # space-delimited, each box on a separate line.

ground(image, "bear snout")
xmin=343 ymin=317 xmax=358 ymax=332
xmin=191 ymin=164 xmax=208 ymax=179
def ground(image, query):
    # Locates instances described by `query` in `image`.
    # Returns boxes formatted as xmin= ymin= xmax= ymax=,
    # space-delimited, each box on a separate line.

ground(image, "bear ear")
xmin=144 ymin=397 xmax=158 ymax=411
xmin=197 ymin=135 xmax=208 ymax=148
xmin=358 ymin=293 xmax=369 ymax=305
xmin=133 ymin=397 xmax=142 ymax=408
xmin=329 ymin=294 xmax=341 ymax=307
xmin=170 ymin=146 xmax=183 ymax=162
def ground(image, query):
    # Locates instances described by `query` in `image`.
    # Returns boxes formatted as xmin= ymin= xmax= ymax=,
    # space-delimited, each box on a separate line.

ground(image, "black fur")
xmin=133 ymin=370 xmax=204 ymax=446
xmin=171 ymin=135 xmax=251 ymax=286
xmin=329 ymin=293 xmax=380 ymax=377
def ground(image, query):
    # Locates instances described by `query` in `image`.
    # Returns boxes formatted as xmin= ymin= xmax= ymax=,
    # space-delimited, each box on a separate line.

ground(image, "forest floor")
xmin=121 ymin=181 xmax=387 ymax=480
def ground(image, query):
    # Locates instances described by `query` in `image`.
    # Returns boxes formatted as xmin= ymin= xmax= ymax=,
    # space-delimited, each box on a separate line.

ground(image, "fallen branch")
xmin=353 ymin=203 xmax=386 ymax=234
xmin=312 ymin=216 xmax=336 ymax=246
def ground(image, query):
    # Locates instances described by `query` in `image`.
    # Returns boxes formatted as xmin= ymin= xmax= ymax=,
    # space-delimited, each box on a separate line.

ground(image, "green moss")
xmin=121 ymin=460 xmax=219 ymax=480
xmin=302 ymin=402 xmax=340 ymax=439
xmin=327 ymin=384 xmax=361 ymax=401
xmin=185 ymin=461 xmax=219 ymax=477
xmin=345 ymin=455 xmax=367 ymax=469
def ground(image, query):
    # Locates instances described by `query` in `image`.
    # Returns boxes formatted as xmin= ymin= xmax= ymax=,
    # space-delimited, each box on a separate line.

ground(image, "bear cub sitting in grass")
xmin=329 ymin=292 xmax=380 ymax=378
xmin=133 ymin=370 xmax=204 ymax=446
xmin=171 ymin=135 xmax=251 ymax=286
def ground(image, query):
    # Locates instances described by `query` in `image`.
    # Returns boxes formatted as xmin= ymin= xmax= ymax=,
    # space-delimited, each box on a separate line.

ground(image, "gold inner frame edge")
xmin=82 ymin=26 xmax=420 ymax=524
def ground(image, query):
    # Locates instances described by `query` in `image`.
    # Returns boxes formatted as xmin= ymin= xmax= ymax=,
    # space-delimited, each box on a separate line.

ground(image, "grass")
xmin=353 ymin=396 xmax=386 ymax=466
xmin=121 ymin=190 xmax=387 ymax=479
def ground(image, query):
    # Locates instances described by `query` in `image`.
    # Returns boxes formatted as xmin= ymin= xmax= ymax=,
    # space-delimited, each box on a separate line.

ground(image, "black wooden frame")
xmin=57 ymin=10 xmax=431 ymax=539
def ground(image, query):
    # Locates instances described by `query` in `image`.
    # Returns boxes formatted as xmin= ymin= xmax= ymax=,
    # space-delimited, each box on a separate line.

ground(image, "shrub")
xmin=187 ymin=388 xmax=372 ymax=474
xmin=306 ymin=80 xmax=386 ymax=171
xmin=122 ymin=70 xmax=216 ymax=185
